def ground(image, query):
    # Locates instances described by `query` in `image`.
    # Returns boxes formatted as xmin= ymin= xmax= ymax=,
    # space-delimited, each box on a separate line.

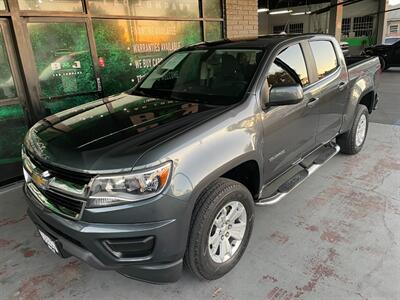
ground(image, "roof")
xmin=184 ymin=33 xmax=325 ymax=50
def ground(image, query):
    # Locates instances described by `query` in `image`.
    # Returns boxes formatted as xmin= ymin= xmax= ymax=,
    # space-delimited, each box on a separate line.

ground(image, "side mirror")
xmin=269 ymin=84 xmax=304 ymax=106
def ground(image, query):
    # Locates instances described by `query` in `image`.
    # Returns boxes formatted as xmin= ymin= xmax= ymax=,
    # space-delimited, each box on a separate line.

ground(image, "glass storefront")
xmin=0 ymin=28 xmax=16 ymax=99
xmin=204 ymin=0 xmax=222 ymax=18
xmin=93 ymin=19 xmax=202 ymax=96
xmin=18 ymin=0 xmax=83 ymax=12
xmin=205 ymin=22 xmax=223 ymax=41
xmin=0 ymin=21 xmax=28 ymax=182
xmin=27 ymin=22 xmax=98 ymax=113
xmin=88 ymin=0 xmax=199 ymax=18
xmin=0 ymin=0 xmax=224 ymax=183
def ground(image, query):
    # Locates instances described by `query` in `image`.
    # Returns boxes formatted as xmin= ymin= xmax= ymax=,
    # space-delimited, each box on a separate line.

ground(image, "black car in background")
xmin=363 ymin=39 xmax=400 ymax=70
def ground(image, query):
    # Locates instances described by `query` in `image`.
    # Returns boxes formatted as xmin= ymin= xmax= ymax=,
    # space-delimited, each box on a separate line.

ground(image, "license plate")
xmin=38 ymin=229 xmax=59 ymax=255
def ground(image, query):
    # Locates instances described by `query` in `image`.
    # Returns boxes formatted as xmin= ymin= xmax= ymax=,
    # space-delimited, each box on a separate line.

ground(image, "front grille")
xmin=26 ymin=151 xmax=92 ymax=185
xmin=26 ymin=182 xmax=86 ymax=220
xmin=42 ymin=189 xmax=86 ymax=219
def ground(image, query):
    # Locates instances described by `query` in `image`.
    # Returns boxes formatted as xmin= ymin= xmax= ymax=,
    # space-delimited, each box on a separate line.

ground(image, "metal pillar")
xmin=376 ymin=0 xmax=388 ymax=45
xmin=328 ymin=0 xmax=343 ymax=41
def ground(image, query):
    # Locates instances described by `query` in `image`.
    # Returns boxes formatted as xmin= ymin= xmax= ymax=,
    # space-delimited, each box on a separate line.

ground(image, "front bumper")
xmin=24 ymin=184 xmax=190 ymax=283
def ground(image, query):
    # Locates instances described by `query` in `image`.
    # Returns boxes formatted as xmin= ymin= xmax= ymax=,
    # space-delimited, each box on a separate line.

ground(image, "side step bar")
xmin=256 ymin=144 xmax=340 ymax=206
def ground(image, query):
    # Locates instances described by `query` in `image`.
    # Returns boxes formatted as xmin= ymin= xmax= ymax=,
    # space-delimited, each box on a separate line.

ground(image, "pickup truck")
xmin=22 ymin=34 xmax=380 ymax=283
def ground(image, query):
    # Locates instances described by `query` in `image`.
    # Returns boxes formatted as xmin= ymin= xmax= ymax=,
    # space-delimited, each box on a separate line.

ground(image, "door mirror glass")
xmin=269 ymin=84 xmax=304 ymax=106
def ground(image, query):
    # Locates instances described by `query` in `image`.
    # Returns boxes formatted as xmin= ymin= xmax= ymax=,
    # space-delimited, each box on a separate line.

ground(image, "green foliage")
xmin=0 ymin=104 xmax=26 ymax=163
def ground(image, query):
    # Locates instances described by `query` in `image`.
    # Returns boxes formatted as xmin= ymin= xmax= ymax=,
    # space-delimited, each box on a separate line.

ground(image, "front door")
xmin=308 ymin=40 xmax=349 ymax=144
xmin=261 ymin=43 xmax=319 ymax=183
xmin=0 ymin=19 xmax=29 ymax=183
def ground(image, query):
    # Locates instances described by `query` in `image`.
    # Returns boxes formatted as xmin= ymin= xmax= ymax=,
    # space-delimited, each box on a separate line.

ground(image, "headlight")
xmin=87 ymin=161 xmax=172 ymax=207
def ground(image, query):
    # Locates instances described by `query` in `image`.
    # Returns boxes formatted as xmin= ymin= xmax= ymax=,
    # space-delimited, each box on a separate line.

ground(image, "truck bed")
xmin=345 ymin=56 xmax=381 ymax=83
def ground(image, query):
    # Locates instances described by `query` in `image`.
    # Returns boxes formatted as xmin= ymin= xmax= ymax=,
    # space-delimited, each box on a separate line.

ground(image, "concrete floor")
xmin=1 ymin=72 xmax=400 ymax=300
xmin=370 ymin=67 xmax=400 ymax=126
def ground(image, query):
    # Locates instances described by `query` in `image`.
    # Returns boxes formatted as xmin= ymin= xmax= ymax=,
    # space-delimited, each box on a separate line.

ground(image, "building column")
xmin=225 ymin=0 xmax=258 ymax=38
xmin=328 ymin=0 xmax=343 ymax=41
xmin=376 ymin=0 xmax=388 ymax=44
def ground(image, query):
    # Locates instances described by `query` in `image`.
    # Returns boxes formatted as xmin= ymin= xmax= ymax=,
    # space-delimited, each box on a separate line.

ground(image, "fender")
xmin=340 ymin=74 xmax=374 ymax=133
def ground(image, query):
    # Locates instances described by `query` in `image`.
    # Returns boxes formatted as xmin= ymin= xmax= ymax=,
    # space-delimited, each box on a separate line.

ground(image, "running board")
xmin=256 ymin=144 xmax=340 ymax=206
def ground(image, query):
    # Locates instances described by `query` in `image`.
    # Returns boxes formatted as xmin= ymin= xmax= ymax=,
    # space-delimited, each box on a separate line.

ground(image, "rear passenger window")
xmin=310 ymin=41 xmax=338 ymax=80
xmin=276 ymin=44 xmax=309 ymax=86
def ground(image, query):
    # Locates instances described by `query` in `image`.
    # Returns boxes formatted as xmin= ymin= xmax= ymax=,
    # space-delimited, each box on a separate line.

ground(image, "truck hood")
xmin=25 ymin=93 xmax=225 ymax=173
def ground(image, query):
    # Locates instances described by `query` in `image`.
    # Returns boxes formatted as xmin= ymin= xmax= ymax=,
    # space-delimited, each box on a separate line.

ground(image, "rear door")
xmin=308 ymin=39 xmax=349 ymax=144
xmin=261 ymin=42 xmax=319 ymax=183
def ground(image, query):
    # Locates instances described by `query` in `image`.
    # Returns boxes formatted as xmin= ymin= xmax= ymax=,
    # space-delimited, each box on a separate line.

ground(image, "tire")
xmin=337 ymin=104 xmax=369 ymax=155
xmin=184 ymin=178 xmax=254 ymax=280
xmin=379 ymin=56 xmax=388 ymax=71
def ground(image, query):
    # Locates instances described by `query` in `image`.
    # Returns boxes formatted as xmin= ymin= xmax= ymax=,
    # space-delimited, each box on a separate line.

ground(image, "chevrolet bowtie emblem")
xmin=31 ymin=171 xmax=51 ymax=189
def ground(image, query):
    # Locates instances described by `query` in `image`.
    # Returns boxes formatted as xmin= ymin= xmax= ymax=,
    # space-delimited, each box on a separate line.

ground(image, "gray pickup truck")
xmin=22 ymin=34 xmax=380 ymax=283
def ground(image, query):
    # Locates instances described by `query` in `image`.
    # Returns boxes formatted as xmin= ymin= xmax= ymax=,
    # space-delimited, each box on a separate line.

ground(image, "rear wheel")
xmin=337 ymin=104 xmax=369 ymax=155
xmin=185 ymin=178 xmax=254 ymax=280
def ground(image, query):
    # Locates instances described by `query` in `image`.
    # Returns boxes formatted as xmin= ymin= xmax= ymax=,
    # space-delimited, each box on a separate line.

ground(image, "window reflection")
xmin=205 ymin=22 xmax=223 ymax=41
xmin=27 ymin=22 xmax=97 ymax=99
xmin=267 ymin=63 xmax=296 ymax=87
xmin=310 ymin=41 xmax=338 ymax=80
xmin=0 ymin=103 xmax=27 ymax=166
xmin=0 ymin=28 xmax=17 ymax=100
xmin=204 ymin=0 xmax=222 ymax=18
xmin=48 ymin=96 xmax=201 ymax=136
xmin=89 ymin=0 xmax=199 ymax=18
xmin=277 ymin=44 xmax=309 ymax=86
xmin=18 ymin=0 xmax=83 ymax=11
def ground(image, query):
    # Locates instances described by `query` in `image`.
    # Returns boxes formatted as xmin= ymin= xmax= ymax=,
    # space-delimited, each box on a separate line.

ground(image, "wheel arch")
xmin=189 ymin=155 xmax=263 ymax=209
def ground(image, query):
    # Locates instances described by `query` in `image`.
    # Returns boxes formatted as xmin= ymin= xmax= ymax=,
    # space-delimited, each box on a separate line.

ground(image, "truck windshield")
xmin=134 ymin=48 xmax=264 ymax=105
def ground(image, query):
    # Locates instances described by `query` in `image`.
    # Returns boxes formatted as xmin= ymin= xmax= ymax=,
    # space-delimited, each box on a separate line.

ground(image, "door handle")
xmin=306 ymin=97 xmax=320 ymax=108
xmin=338 ymin=81 xmax=347 ymax=91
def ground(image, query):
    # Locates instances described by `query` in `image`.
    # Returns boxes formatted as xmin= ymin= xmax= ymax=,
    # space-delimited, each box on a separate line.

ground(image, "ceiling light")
xmin=291 ymin=11 xmax=311 ymax=15
xmin=269 ymin=9 xmax=293 ymax=15
xmin=258 ymin=8 xmax=269 ymax=13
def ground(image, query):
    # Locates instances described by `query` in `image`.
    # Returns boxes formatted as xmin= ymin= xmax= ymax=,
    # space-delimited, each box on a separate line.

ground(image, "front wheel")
xmin=337 ymin=104 xmax=369 ymax=155
xmin=185 ymin=178 xmax=254 ymax=280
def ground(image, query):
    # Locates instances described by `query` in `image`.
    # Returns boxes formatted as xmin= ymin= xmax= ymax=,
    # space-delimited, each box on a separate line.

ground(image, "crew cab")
xmin=22 ymin=34 xmax=380 ymax=283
